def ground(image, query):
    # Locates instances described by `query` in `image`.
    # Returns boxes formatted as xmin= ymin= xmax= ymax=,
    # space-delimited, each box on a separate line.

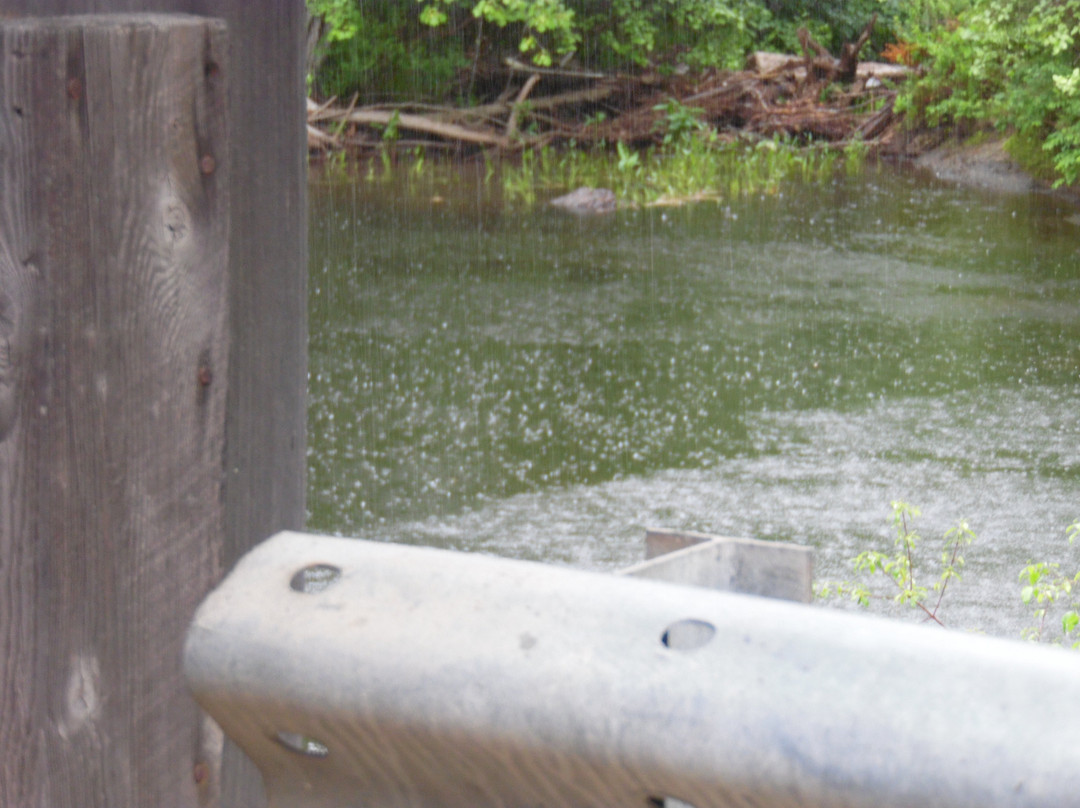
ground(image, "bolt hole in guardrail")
xmin=276 ymin=731 xmax=330 ymax=758
xmin=660 ymin=619 xmax=715 ymax=651
xmin=647 ymin=797 xmax=698 ymax=808
xmin=289 ymin=564 xmax=341 ymax=594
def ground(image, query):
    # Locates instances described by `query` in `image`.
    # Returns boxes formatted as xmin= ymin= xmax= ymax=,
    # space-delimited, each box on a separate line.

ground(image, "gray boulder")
xmin=550 ymin=186 xmax=617 ymax=214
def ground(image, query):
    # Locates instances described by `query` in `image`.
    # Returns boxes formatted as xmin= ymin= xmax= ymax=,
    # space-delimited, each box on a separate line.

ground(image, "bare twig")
xmin=505 ymin=56 xmax=607 ymax=80
xmin=506 ymin=73 xmax=541 ymax=139
xmin=342 ymin=109 xmax=510 ymax=148
xmin=467 ymin=17 xmax=484 ymax=101
xmin=330 ymin=92 xmax=359 ymax=148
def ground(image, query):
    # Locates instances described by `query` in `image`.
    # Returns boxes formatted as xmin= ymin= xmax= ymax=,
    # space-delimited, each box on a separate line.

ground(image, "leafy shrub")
xmin=573 ymin=0 xmax=769 ymax=69
xmin=817 ymin=501 xmax=975 ymax=627
xmin=420 ymin=0 xmax=579 ymax=66
xmin=761 ymin=0 xmax=901 ymax=55
xmin=1019 ymin=520 xmax=1080 ymax=646
xmin=313 ymin=1 xmax=468 ymax=102
xmin=819 ymin=502 xmax=1080 ymax=648
xmin=309 ymin=0 xmax=930 ymax=95
xmin=899 ymin=0 xmax=1080 ymax=186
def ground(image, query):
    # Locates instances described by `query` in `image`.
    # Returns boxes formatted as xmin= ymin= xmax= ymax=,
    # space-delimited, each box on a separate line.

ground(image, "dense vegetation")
xmin=898 ymin=0 xmax=1080 ymax=185
xmin=309 ymin=0 xmax=904 ymax=99
xmin=307 ymin=0 xmax=1080 ymax=186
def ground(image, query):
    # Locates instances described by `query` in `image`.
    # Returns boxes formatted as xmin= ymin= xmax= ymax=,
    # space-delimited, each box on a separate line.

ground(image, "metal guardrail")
xmin=184 ymin=531 xmax=1080 ymax=808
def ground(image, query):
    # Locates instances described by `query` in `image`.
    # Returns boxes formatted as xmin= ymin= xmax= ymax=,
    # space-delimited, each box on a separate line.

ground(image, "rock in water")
xmin=550 ymin=187 xmax=617 ymax=214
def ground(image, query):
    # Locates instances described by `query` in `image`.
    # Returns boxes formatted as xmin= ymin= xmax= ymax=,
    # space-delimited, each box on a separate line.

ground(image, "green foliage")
xmin=309 ymin=0 xmax=924 ymax=98
xmin=891 ymin=0 xmax=970 ymax=34
xmin=652 ymin=98 xmax=707 ymax=148
xmin=499 ymin=133 xmax=844 ymax=209
xmin=308 ymin=0 xmax=362 ymax=42
xmin=311 ymin=1 xmax=468 ymax=102
xmin=1019 ymin=520 xmax=1080 ymax=646
xmin=419 ymin=0 xmax=579 ymax=66
xmin=818 ymin=503 xmax=1080 ymax=649
xmin=615 ymin=140 xmax=641 ymax=173
xmin=575 ymin=0 xmax=770 ymax=69
xmin=761 ymin=0 xmax=901 ymax=55
xmin=899 ymin=0 xmax=1080 ymax=186
xmin=817 ymin=501 xmax=975 ymax=627
xmin=843 ymin=133 xmax=870 ymax=174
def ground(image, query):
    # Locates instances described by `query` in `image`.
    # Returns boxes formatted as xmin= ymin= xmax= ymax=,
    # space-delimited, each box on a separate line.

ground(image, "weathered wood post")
xmin=0 ymin=14 xmax=232 ymax=806
xmin=2 ymin=1 xmax=307 ymax=804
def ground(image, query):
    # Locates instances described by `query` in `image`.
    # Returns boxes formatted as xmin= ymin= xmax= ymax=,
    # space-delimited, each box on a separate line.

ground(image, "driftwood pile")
xmin=308 ymin=20 xmax=911 ymax=155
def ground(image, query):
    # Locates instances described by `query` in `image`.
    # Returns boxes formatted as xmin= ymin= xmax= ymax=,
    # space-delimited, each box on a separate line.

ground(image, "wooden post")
xmin=0 ymin=0 xmax=310 ymax=648
xmin=2 ymin=1 xmax=307 ymax=804
xmin=0 ymin=15 xmax=229 ymax=807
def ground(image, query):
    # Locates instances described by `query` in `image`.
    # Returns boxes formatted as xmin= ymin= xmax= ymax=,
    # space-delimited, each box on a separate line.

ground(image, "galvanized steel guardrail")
xmin=184 ymin=531 xmax=1080 ymax=808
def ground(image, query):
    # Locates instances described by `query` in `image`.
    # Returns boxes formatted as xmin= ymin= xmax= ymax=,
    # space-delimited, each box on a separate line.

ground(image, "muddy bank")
xmin=912 ymin=138 xmax=1038 ymax=193
xmin=896 ymin=134 xmax=1080 ymax=205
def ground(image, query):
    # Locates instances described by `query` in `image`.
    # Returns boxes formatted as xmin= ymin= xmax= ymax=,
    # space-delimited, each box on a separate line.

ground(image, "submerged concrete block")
xmin=620 ymin=529 xmax=814 ymax=603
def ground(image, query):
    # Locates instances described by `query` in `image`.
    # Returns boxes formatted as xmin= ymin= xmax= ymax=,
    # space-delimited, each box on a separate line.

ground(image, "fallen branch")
xmin=854 ymin=97 xmax=895 ymax=141
xmin=505 ymin=56 xmax=608 ymax=80
xmin=506 ymin=73 xmax=542 ymax=138
xmin=838 ymin=15 xmax=877 ymax=83
xmin=436 ymin=84 xmax=617 ymax=124
xmin=336 ymin=109 xmax=510 ymax=148
xmin=306 ymin=95 xmax=339 ymax=122
xmin=307 ymin=123 xmax=334 ymax=150
xmin=331 ymin=92 xmax=360 ymax=148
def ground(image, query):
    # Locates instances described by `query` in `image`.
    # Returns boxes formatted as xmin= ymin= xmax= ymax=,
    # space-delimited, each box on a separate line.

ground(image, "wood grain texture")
xmin=0 ymin=15 xmax=229 ymax=807
xmin=2 ymin=3 xmax=306 ymax=805
xmin=2 ymin=0 xmax=309 ymax=594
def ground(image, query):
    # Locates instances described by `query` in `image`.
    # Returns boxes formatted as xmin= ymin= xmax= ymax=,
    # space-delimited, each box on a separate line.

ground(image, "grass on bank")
xmin=500 ymin=133 xmax=869 ymax=207
xmin=324 ymin=131 xmax=870 ymax=209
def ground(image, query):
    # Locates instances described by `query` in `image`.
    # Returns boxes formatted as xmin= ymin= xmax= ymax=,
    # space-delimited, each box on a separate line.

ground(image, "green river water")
xmin=308 ymin=162 xmax=1080 ymax=637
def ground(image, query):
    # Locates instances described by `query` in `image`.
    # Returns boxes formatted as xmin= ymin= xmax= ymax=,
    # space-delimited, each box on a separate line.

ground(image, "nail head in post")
xmin=199 ymin=154 xmax=216 ymax=175
xmin=276 ymin=731 xmax=330 ymax=758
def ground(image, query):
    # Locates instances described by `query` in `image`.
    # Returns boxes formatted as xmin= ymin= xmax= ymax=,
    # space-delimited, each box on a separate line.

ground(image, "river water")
xmin=308 ymin=162 xmax=1080 ymax=638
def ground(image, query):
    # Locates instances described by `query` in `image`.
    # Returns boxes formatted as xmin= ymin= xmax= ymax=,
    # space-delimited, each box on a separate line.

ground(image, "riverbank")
xmin=307 ymin=49 xmax=909 ymax=156
xmin=308 ymin=54 xmax=1080 ymax=207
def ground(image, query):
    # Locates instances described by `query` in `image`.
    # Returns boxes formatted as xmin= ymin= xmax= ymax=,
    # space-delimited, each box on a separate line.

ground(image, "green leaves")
xmin=593 ymin=0 xmax=768 ymax=69
xmin=615 ymin=141 xmax=641 ymax=173
xmin=652 ymin=98 xmax=708 ymax=149
xmin=418 ymin=5 xmax=448 ymax=26
xmin=308 ymin=0 xmax=362 ymax=42
xmin=1019 ymin=524 xmax=1080 ymax=645
xmin=817 ymin=501 xmax=973 ymax=628
xmin=1063 ymin=610 xmax=1080 ymax=635
xmin=819 ymin=504 xmax=1080 ymax=649
xmin=419 ymin=0 xmax=579 ymax=66
xmin=901 ymin=0 xmax=1080 ymax=186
